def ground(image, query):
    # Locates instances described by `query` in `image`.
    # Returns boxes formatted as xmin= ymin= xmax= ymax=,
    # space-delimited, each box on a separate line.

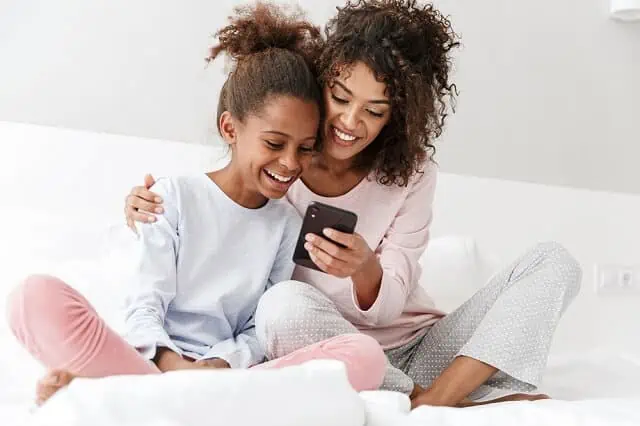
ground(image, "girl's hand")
xmin=124 ymin=174 xmax=164 ymax=229
xmin=195 ymin=358 xmax=231 ymax=369
xmin=154 ymin=348 xmax=195 ymax=372
xmin=304 ymin=229 xmax=375 ymax=278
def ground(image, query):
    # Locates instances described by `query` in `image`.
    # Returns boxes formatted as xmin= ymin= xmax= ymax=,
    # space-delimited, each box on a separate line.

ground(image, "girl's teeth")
xmin=266 ymin=170 xmax=292 ymax=182
xmin=333 ymin=127 xmax=356 ymax=141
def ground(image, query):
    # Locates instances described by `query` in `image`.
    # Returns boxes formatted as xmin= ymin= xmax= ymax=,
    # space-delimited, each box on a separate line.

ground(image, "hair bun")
xmin=208 ymin=2 xmax=321 ymax=64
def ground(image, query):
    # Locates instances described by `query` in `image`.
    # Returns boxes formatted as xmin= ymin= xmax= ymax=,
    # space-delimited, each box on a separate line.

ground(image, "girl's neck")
xmin=207 ymin=164 xmax=267 ymax=209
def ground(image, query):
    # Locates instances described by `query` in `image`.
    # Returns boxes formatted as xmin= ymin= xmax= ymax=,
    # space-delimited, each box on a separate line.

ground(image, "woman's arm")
xmin=304 ymin=163 xmax=438 ymax=326
xmin=355 ymin=164 xmax=437 ymax=325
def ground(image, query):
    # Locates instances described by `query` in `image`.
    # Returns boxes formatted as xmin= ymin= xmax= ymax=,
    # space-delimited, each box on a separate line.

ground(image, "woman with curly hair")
xmin=125 ymin=0 xmax=582 ymax=408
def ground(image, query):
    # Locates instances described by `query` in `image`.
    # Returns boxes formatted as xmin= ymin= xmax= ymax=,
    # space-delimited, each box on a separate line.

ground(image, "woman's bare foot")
xmin=457 ymin=393 xmax=550 ymax=407
xmin=412 ymin=388 xmax=550 ymax=409
xmin=35 ymin=370 xmax=76 ymax=406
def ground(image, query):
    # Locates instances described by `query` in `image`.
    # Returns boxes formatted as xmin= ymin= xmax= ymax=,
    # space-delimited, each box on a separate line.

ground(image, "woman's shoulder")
xmin=365 ymin=160 xmax=438 ymax=196
xmin=410 ymin=160 xmax=438 ymax=190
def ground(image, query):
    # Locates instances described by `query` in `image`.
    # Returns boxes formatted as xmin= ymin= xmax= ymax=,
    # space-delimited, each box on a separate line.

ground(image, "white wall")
xmin=1 ymin=1 xmax=638 ymax=195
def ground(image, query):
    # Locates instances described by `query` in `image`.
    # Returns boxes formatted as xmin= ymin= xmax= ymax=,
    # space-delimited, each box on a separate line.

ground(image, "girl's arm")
xmin=199 ymin=315 xmax=263 ymax=368
xmin=122 ymin=178 xmax=182 ymax=361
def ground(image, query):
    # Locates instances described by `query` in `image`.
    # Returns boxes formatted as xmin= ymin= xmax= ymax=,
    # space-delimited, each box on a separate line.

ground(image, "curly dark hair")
xmin=209 ymin=2 xmax=324 ymax=133
xmin=317 ymin=0 xmax=460 ymax=186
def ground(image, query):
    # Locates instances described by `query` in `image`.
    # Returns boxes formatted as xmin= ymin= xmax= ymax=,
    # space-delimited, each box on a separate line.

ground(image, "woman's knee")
xmin=529 ymin=241 xmax=583 ymax=305
xmin=256 ymin=280 xmax=322 ymax=336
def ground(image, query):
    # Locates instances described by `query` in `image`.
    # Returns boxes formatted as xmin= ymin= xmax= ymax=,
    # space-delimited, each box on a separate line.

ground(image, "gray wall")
xmin=1 ymin=0 xmax=639 ymax=194
xmin=432 ymin=0 xmax=640 ymax=194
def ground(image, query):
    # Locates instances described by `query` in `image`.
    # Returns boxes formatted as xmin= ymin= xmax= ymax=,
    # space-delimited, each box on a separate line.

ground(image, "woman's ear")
xmin=219 ymin=111 xmax=238 ymax=145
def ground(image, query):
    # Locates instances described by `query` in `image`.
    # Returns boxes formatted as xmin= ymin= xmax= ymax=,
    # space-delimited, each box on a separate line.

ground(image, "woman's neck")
xmin=207 ymin=165 xmax=267 ymax=209
xmin=301 ymin=151 xmax=369 ymax=198
xmin=313 ymin=150 xmax=357 ymax=178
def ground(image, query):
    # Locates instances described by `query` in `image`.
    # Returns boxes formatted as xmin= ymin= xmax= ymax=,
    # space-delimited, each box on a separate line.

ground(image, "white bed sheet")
xmin=1 ymin=204 xmax=639 ymax=425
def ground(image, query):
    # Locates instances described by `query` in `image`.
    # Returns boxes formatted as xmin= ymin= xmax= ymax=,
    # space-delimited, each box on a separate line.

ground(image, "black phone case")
xmin=293 ymin=201 xmax=358 ymax=272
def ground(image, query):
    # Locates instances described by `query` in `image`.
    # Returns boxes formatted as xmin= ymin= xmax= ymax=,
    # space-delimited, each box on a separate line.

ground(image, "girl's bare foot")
xmin=36 ymin=370 xmax=75 ymax=406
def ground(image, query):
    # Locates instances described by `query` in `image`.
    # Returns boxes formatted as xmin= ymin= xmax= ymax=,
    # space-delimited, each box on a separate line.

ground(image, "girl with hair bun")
xmin=6 ymin=2 xmax=386 ymax=406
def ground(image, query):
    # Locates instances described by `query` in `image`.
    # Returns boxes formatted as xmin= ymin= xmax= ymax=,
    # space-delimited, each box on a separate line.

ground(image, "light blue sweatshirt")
xmin=123 ymin=174 xmax=301 ymax=368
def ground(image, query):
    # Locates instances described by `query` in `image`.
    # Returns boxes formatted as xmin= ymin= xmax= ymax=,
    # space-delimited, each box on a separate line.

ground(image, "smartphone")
xmin=293 ymin=201 xmax=358 ymax=272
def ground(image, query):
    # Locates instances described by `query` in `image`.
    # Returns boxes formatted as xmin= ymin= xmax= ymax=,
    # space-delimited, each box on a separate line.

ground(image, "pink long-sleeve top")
xmin=286 ymin=162 xmax=445 ymax=350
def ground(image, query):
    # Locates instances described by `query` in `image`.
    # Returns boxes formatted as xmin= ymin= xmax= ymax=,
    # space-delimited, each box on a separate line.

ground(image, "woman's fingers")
xmin=143 ymin=174 xmax=156 ymax=190
xmin=321 ymin=228 xmax=356 ymax=248
xmin=127 ymin=193 xmax=163 ymax=214
xmin=308 ymin=251 xmax=343 ymax=277
xmin=132 ymin=186 xmax=163 ymax=204
xmin=305 ymin=242 xmax=349 ymax=277
xmin=126 ymin=204 xmax=156 ymax=225
xmin=305 ymin=234 xmax=351 ymax=262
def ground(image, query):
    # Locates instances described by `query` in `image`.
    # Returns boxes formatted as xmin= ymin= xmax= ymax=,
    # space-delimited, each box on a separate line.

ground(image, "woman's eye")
xmin=367 ymin=110 xmax=385 ymax=118
xmin=331 ymin=94 xmax=348 ymax=104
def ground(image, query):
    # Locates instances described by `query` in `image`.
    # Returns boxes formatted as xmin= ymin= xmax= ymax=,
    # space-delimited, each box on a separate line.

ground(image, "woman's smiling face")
xmin=321 ymin=61 xmax=392 ymax=163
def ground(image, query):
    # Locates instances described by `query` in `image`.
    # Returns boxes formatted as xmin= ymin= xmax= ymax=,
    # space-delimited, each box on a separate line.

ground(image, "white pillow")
xmin=360 ymin=390 xmax=410 ymax=426
xmin=29 ymin=360 xmax=366 ymax=426
xmin=418 ymin=236 xmax=499 ymax=312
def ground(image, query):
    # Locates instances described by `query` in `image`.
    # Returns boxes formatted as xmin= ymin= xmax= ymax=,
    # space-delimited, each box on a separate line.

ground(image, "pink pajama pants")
xmin=6 ymin=274 xmax=385 ymax=391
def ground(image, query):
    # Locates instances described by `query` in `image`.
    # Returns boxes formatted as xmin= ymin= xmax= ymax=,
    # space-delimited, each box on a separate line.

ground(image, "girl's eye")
xmin=299 ymin=145 xmax=314 ymax=153
xmin=265 ymin=141 xmax=283 ymax=150
xmin=367 ymin=110 xmax=385 ymax=118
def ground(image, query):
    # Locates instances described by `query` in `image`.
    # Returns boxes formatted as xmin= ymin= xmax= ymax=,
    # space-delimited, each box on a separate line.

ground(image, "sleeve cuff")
xmin=201 ymin=350 xmax=244 ymax=369
xmin=351 ymin=275 xmax=385 ymax=317
xmin=350 ymin=269 xmax=403 ymax=326
xmin=124 ymin=326 xmax=180 ymax=360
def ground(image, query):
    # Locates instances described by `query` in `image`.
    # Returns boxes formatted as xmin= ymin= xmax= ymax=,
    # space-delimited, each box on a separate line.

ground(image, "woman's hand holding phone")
xmin=305 ymin=228 xmax=383 ymax=310
xmin=303 ymin=229 xmax=374 ymax=278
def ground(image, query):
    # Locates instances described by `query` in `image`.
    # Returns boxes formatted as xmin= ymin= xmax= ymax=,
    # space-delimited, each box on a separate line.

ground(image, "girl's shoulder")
xmin=269 ymin=197 xmax=303 ymax=227
xmin=149 ymin=174 xmax=215 ymax=211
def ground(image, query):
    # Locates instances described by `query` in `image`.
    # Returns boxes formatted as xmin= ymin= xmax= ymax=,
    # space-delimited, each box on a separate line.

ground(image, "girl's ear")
xmin=219 ymin=111 xmax=238 ymax=146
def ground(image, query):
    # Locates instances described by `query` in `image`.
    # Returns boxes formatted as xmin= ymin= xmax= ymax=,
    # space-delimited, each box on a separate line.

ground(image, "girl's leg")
xmin=255 ymin=280 xmax=415 ymax=393
xmin=7 ymin=274 xmax=159 ymax=377
xmin=253 ymin=333 xmax=386 ymax=392
xmin=403 ymin=242 xmax=582 ymax=407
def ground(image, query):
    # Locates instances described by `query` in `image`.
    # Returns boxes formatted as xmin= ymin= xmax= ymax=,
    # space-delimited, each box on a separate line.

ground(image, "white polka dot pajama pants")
xmin=255 ymin=241 xmax=582 ymax=396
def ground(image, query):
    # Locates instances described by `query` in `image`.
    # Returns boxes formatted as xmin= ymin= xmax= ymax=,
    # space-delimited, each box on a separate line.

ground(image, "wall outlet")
xmin=594 ymin=264 xmax=640 ymax=296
